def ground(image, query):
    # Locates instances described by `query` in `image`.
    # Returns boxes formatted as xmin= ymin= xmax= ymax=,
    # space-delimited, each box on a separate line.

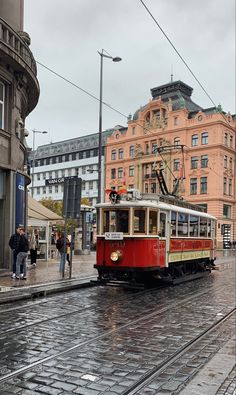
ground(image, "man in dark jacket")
xmin=15 ymin=228 xmax=29 ymax=280
xmin=9 ymin=227 xmax=23 ymax=278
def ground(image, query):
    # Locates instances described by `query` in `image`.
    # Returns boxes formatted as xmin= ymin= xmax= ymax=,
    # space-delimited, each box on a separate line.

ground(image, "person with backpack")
xmin=56 ymin=233 xmax=66 ymax=272
xmin=15 ymin=228 xmax=29 ymax=280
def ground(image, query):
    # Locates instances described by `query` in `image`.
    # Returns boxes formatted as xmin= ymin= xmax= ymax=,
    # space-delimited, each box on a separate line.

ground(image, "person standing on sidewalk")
xmin=29 ymin=228 xmax=39 ymax=266
xmin=9 ymin=227 xmax=23 ymax=279
xmin=56 ymin=233 xmax=66 ymax=272
xmin=15 ymin=228 xmax=29 ymax=280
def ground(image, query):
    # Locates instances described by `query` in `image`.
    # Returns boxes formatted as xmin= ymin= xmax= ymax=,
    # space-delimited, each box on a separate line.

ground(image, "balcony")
xmin=0 ymin=18 xmax=39 ymax=113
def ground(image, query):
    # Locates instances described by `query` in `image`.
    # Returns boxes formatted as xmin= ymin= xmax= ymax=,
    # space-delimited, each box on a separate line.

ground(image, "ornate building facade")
xmin=0 ymin=0 xmax=39 ymax=268
xmin=105 ymin=81 xmax=236 ymax=249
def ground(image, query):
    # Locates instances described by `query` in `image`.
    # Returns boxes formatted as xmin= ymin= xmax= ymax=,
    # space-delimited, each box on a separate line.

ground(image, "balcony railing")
xmin=0 ymin=18 xmax=37 ymax=75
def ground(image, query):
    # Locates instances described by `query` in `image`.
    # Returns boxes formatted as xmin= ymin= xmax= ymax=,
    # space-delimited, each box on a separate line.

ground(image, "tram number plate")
xmin=105 ymin=232 xmax=123 ymax=240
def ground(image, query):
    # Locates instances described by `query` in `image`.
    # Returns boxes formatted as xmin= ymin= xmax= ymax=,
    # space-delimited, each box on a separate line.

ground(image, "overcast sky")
xmin=24 ymin=0 xmax=235 ymax=149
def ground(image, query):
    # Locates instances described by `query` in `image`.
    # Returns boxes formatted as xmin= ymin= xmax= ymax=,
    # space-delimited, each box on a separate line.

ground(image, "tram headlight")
xmin=110 ymin=250 xmax=122 ymax=262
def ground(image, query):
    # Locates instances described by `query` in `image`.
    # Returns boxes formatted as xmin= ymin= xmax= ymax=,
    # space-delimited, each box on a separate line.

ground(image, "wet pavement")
xmin=0 ymin=251 xmax=235 ymax=394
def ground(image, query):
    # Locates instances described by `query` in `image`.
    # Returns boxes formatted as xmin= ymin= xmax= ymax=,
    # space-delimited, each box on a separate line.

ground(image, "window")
xmin=89 ymin=181 xmax=93 ymax=189
xmin=223 ymin=204 xmax=231 ymax=219
xmin=151 ymin=182 xmax=156 ymax=193
xmin=111 ymin=150 xmax=116 ymax=160
xmin=37 ymin=173 xmax=41 ymax=181
xmin=190 ymin=215 xmax=199 ymax=237
xmin=49 ymin=171 xmax=52 ymax=179
xmin=82 ymin=181 xmax=85 ymax=190
xmin=174 ymin=117 xmax=178 ymax=126
xmin=129 ymin=145 xmax=134 ymax=158
xmin=229 ymin=179 xmax=232 ymax=196
xmin=201 ymin=155 xmax=208 ymax=168
xmin=201 ymin=132 xmax=208 ymax=145
xmin=132 ymin=126 xmax=135 ymax=135
xmin=200 ymin=177 xmax=207 ymax=194
xmin=229 ymin=135 xmax=233 ymax=147
xmin=134 ymin=209 xmax=146 ymax=233
xmin=55 ymin=185 xmax=58 ymax=193
xmin=197 ymin=204 xmax=207 ymax=212
xmin=68 ymin=168 xmax=72 ymax=176
xmin=223 ymin=177 xmax=227 ymax=194
xmin=118 ymin=168 xmax=123 ymax=178
xmin=111 ymin=169 xmax=116 ymax=179
xmin=224 ymin=155 xmax=227 ymax=168
xmin=224 ymin=133 xmax=228 ymax=145
xmin=191 ymin=157 xmax=198 ymax=169
xmin=173 ymin=159 xmax=180 ymax=171
xmin=37 ymin=187 xmax=40 ymax=195
xmin=82 ymin=167 xmax=86 ymax=175
xmin=54 ymin=170 xmax=58 ymax=178
xmin=118 ymin=148 xmax=124 ymax=159
xmin=145 ymin=183 xmax=148 ymax=193
xmin=151 ymin=142 xmax=157 ymax=154
xmin=174 ymin=137 xmax=180 ymax=146
xmin=229 ymin=158 xmax=233 ymax=169
xmin=43 ymin=187 xmax=46 ymax=194
xmin=200 ymin=217 xmax=207 ymax=237
xmin=43 ymin=173 xmax=46 ymax=180
xmin=190 ymin=178 xmax=197 ymax=195
xmin=0 ymin=82 xmax=5 ymax=129
xmin=159 ymin=212 xmax=166 ymax=237
xmin=149 ymin=210 xmax=158 ymax=235
xmin=171 ymin=211 xmax=177 ymax=236
xmin=103 ymin=210 xmax=129 ymax=234
xmin=145 ymin=143 xmax=149 ymax=155
xmin=178 ymin=213 xmax=189 ymax=237
xmin=192 ymin=134 xmax=198 ymax=146
xmin=129 ymin=165 xmax=134 ymax=177
xmin=49 ymin=185 xmax=52 ymax=193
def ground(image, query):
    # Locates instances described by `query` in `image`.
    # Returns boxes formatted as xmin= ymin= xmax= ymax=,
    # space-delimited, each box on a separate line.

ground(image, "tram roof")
xmin=96 ymin=200 xmax=216 ymax=220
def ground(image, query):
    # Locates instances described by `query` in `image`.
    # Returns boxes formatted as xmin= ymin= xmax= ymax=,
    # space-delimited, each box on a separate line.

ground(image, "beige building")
xmin=105 ymin=81 xmax=236 ymax=249
xmin=0 ymin=0 xmax=39 ymax=268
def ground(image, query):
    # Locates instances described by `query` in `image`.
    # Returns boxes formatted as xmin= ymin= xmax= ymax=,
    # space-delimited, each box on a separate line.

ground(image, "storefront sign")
xmin=45 ymin=176 xmax=77 ymax=185
xmin=15 ymin=173 xmax=25 ymax=228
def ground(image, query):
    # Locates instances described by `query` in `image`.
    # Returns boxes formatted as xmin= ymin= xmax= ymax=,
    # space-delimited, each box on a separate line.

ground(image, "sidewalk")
xmin=0 ymin=252 xmax=97 ymax=303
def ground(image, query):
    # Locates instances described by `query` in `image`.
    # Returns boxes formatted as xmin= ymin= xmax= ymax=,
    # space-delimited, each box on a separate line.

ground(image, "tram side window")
xmin=134 ymin=209 xmax=146 ymax=234
xmin=159 ymin=212 xmax=166 ymax=237
xmin=149 ymin=210 xmax=158 ymax=235
xmin=200 ymin=217 xmax=207 ymax=237
xmin=207 ymin=219 xmax=211 ymax=238
xmin=178 ymin=213 xmax=189 ymax=237
xmin=189 ymin=215 xmax=199 ymax=237
xmin=171 ymin=211 xmax=177 ymax=236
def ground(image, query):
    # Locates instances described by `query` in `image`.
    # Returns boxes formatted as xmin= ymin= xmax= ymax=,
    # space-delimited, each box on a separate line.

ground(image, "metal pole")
xmin=31 ymin=131 xmax=35 ymax=197
xmin=98 ymin=50 xmax=103 ymax=204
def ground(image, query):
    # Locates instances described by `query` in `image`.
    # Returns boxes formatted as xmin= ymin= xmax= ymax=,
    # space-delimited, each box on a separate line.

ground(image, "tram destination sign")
xmin=105 ymin=232 xmax=123 ymax=240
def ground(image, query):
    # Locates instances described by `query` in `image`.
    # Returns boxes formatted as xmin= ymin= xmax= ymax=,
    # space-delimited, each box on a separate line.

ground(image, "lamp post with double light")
xmin=31 ymin=129 xmax=48 ymax=197
xmin=97 ymin=49 xmax=121 ymax=203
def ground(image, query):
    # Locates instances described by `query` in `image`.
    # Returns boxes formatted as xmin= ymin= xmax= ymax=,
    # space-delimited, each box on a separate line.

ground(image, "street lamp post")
xmin=97 ymin=49 xmax=121 ymax=203
xmin=31 ymin=129 xmax=48 ymax=197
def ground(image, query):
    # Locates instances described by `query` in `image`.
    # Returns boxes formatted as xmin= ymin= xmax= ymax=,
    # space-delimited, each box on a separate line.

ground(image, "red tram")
xmin=94 ymin=190 xmax=217 ymax=285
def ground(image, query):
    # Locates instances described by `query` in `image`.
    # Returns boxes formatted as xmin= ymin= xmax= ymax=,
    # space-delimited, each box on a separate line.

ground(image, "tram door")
xmin=159 ymin=211 xmax=169 ymax=266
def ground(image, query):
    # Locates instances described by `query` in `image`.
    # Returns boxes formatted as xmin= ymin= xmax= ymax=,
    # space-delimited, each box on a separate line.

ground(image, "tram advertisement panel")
xmin=15 ymin=173 xmax=25 ymax=228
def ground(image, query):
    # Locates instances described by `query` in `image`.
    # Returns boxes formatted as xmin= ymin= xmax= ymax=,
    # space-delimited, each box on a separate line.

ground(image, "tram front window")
xmin=103 ymin=210 xmax=129 ymax=234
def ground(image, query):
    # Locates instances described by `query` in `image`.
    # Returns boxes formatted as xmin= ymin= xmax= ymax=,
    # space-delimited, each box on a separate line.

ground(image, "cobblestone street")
xmin=0 ymin=254 xmax=235 ymax=394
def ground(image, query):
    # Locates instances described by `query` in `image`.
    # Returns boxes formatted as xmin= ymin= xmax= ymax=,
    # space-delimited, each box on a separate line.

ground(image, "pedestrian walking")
xmin=29 ymin=228 xmax=39 ymax=266
xmin=56 ymin=233 xmax=66 ymax=272
xmin=15 ymin=228 xmax=29 ymax=280
xmin=66 ymin=237 xmax=71 ymax=266
xmin=8 ymin=227 xmax=23 ymax=278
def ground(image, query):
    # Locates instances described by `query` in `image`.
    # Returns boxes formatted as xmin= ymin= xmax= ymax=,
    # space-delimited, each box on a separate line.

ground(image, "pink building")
xmin=105 ymin=81 xmax=236 ymax=249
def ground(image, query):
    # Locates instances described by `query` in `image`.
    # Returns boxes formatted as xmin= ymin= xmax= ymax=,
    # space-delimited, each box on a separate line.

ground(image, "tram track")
xmin=0 ymin=277 xmax=223 ymax=335
xmin=0 ymin=281 xmax=233 ymax=385
xmin=121 ymin=308 xmax=236 ymax=395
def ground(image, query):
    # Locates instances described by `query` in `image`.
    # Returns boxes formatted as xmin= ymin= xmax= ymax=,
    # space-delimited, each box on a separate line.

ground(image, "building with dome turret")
xmin=105 ymin=80 xmax=236 ymax=249
xmin=0 ymin=0 xmax=40 ymax=268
